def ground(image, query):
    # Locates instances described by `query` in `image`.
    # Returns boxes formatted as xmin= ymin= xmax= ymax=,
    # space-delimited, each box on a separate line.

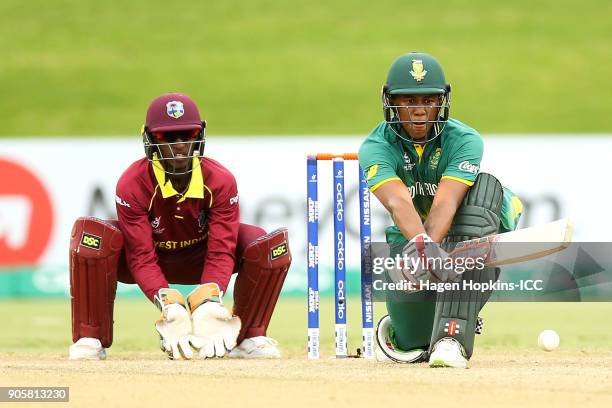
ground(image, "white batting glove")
xmin=398 ymin=233 xmax=459 ymax=286
xmin=154 ymin=288 xmax=198 ymax=360
xmin=187 ymin=283 xmax=241 ymax=359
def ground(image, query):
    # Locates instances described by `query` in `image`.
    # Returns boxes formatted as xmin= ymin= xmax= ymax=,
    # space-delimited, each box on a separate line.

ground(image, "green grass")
xmin=2 ymin=298 xmax=611 ymax=356
xmin=1 ymin=1 xmax=611 ymax=136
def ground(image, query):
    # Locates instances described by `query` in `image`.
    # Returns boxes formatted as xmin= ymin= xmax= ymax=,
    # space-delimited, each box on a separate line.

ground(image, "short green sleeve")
xmin=358 ymin=131 xmax=401 ymax=192
xmin=441 ymin=134 xmax=483 ymax=185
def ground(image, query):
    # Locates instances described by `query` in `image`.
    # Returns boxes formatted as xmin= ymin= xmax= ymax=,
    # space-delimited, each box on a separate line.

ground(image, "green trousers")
xmin=385 ymin=240 xmax=435 ymax=351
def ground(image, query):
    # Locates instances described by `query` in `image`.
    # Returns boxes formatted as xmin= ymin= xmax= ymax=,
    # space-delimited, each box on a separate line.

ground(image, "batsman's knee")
xmin=445 ymin=173 xmax=503 ymax=244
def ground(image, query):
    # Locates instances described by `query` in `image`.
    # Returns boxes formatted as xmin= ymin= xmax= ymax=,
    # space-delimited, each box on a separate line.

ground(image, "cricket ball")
xmin=538 ymin=329 xmax=560 ymax=351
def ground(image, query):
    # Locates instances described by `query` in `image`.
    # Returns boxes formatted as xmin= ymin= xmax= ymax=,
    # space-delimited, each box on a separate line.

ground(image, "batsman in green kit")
xmin=358 ymin=52 xmax=522 ymax=368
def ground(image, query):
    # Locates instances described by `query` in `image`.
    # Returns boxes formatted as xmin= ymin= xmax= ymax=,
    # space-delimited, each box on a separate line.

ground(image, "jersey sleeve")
xmin=201 ymin=171 xmax=240 ymax=291
xmin=115 ymin=179 xmax=168 ymax=302
xmin=441 ymin=134 xmax=483 ymax=186
xmin=358 ymin=138 xmax=401 ymax=192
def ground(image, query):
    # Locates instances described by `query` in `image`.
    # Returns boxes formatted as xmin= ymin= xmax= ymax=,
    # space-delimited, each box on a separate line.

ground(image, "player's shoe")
xmin=69 ymin=337 xmax=107 ymax=360
xmin=228 ymin=336 xmax=281 ymax=358
xmin=375 ymin=315 xmax=427 ymax=363
xmin=428 ymin=337 xmax=468 ymax=368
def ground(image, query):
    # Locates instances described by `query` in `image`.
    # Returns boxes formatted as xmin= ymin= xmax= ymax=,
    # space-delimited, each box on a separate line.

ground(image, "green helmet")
xmin=382 ymin=52 xmax=451 ymax=143
xmin=386 ymin=52 xmax=448 ymax=95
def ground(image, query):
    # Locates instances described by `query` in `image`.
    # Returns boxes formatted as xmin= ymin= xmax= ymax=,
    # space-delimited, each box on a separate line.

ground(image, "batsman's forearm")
xmin=424 ymin=201 xmax=457 ymax=243
xmin=390 ymin=200 xmax=426 ymax=240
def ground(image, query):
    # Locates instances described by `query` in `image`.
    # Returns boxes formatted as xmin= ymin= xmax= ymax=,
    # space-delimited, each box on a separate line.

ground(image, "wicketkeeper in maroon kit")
xmin=68 ymin=93 xmax=292 ymax=360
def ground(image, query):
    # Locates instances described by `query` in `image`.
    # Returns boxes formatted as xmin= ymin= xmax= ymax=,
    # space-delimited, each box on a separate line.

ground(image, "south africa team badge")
xmin=410 ymin=59 xmax=427 ymax=82
xmin=430 ymin=148 xmax=442 ymax=170
xmin=166 ymin=101 xmax=185 ymax=119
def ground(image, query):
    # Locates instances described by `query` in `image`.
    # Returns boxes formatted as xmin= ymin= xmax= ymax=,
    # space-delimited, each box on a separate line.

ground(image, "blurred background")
xmin=1 ymin=0 xmax=612 ymax=351
xmin=2 ymin=0 xmax=611 ymax=136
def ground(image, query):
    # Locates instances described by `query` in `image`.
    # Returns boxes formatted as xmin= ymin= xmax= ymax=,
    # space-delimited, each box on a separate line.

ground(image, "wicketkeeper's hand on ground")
xmin=187 ymin=283 xmax=241 ymax=359
xmin=154 ymin=288 xmax=198 ymax=360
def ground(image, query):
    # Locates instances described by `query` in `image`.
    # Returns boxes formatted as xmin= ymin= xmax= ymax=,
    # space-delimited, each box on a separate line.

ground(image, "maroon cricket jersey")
xmin=115 ymin=156 xmax=239 ymax=301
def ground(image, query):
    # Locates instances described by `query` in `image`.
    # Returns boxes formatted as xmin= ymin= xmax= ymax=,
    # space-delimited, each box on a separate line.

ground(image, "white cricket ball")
xmin=538 ymin=329 xmax=560 ymax=351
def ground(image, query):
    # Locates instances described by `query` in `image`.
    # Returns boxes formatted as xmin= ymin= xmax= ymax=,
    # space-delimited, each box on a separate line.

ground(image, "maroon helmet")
xmin=145 ymin=93 xmax=203 ymax=133
xmin=142 ymin=93 xmax=206 ymax=175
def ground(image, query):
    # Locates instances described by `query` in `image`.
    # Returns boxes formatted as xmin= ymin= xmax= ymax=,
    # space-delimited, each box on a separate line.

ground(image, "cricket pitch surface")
xmin=2 ymin=349 xmax=612 ymax=408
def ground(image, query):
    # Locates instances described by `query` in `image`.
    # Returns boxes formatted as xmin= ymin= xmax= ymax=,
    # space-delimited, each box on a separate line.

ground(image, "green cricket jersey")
xmin=358 ymin=119 xmax=521 ymax=243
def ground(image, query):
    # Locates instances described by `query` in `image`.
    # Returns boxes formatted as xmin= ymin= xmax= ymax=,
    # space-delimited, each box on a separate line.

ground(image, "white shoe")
xmin=228 ymin=336 xmax=281 ymax=359
xmin=69 ymin=337 xmax=106 ymax=360
xmin=428 ymin=338 xmax=468 ymax=368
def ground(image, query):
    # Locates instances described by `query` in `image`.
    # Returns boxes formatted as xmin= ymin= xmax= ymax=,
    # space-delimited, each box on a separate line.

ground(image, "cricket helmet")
xmin=142 ymin=92 xmax=206 ymax=175
xmin=382 ymin=52 xmax=451 ymax=143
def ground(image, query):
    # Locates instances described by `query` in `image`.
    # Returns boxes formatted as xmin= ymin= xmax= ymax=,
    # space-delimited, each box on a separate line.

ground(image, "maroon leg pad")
xmin=233 ymin=227 xmax=291 ymax=343
xmin=70 ymin=217 xmax=123 ymax=348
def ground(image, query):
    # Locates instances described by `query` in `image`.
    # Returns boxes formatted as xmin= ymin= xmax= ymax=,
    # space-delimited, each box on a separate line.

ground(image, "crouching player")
xmin=68 ymin=93 xmax=291 ymax=360
xmin=359 ymin=53 xmax=522 ymax=368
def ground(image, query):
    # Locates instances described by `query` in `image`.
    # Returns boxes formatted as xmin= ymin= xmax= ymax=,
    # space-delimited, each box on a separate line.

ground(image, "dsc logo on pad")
xmin=80 ymin=233 xmax=102 ymax=250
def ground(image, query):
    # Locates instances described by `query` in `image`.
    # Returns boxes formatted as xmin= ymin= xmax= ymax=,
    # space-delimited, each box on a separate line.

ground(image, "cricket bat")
xmin=448 ymin=218 xmax=574 ymax=267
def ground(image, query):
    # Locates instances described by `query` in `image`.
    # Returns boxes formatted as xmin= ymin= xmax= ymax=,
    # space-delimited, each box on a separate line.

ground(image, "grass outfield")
xmin=1 ymin=1 xmax=611 ymax=136
xmin=3 ymin=298 xmax=612 ymax=354
xmin=2 ymin=299 xmax=612 ymax=408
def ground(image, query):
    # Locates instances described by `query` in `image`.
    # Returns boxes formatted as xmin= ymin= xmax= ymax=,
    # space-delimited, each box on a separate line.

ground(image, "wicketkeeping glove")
xmin=154 ymin=288 xmax=198 ymax=360
xmin=187 ymin=283 xmax=241 ymax=359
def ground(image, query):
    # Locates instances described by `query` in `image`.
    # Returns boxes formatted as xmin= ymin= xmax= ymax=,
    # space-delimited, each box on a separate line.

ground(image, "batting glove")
xmin=397 ymin=233 xmax=460 ymax=287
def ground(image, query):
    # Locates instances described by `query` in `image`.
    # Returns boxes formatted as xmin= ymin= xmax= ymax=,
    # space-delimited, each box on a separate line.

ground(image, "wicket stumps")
xmin=307 ymin=153 xmax=374 ymax=359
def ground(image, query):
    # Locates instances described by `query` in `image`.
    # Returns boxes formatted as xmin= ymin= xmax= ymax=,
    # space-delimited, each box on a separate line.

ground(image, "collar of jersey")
xmin=151 ymin=153 xmax=204 ymax=203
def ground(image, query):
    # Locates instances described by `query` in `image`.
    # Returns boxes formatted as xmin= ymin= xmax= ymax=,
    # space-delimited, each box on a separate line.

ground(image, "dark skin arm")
xmin=372 ymin=178 xmax=469 ymax=243
xmin=372 ymin=180 xmax=426 ymax=240
xmin=424 ymin=178 xmax=470 ymax=242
